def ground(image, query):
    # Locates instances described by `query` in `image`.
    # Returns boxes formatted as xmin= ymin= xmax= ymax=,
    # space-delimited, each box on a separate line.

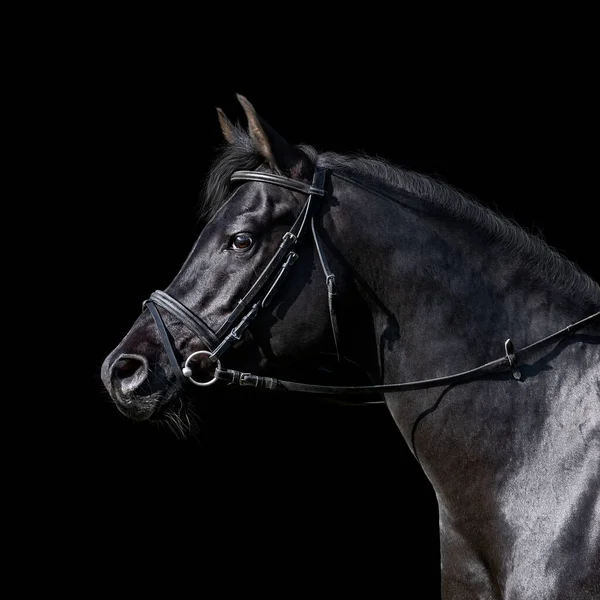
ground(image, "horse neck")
xmin=327 ymin=173 xmax=599 ymax=382
xmin=326 ymin=173 xmax=600 ymax=589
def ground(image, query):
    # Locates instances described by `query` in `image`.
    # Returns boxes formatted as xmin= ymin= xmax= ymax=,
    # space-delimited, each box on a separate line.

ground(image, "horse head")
xmin=101 ymin=95 xmax=356 ymax=423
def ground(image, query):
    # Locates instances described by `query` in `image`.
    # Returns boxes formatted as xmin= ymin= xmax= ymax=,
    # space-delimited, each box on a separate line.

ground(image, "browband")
xmin=231 ymin=171 xmax=326 ymax=196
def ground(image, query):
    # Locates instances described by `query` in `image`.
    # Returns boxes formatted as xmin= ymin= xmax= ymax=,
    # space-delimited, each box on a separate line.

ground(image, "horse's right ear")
xmin=216 ymin=107 xmax=235 ymax=143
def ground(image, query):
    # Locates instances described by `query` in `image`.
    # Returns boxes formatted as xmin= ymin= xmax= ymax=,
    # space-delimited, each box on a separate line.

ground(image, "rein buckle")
xmin=504 ymin=339 xmax=522 ymax=380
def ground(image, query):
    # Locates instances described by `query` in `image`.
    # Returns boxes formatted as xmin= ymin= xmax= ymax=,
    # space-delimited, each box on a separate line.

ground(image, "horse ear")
xmin=236 ymin=94 xmax=308 ymax=176
xmin=216 ymin=107 xmax=235 ymax=143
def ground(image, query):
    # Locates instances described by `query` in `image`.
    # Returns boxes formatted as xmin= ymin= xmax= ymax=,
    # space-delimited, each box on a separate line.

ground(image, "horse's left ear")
xmin=237 ymin=94 xmax=309 ymax=176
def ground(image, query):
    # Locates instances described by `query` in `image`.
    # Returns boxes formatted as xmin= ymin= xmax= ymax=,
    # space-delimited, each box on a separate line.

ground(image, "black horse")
xmin=102 ymin=95 xmax=599 ymax=598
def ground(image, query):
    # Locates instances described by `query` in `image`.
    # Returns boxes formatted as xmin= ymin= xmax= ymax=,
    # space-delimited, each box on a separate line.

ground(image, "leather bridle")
xmin=143 ymin=166 xmax=600 ymax=402
xmin=144 ymin=166 xmax=341 ymax=387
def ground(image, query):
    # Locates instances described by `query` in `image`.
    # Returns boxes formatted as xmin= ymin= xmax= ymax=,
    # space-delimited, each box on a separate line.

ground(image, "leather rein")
xmin=143 ymin=167 xmax=600 ymax=401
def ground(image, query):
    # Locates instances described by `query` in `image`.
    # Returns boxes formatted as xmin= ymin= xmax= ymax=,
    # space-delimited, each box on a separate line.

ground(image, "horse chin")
xmin=114 ymin=384 xmax=183 ymax=423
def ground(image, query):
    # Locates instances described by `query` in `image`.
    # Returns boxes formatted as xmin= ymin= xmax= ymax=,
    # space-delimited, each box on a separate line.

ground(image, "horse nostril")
xmin=111 ymin=354 xmax=148 ymax=395
xmin=114 ymin=358 xmax=138 ymax=379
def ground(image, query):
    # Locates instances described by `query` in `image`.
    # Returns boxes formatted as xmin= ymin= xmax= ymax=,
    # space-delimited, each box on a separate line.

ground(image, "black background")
xmin=59 ymin=57 xmax=598 ymax=596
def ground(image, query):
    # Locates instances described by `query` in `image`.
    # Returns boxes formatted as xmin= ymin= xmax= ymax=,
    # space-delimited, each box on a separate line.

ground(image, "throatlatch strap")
xmin=311 ymin=218 xmax=341 ymax=363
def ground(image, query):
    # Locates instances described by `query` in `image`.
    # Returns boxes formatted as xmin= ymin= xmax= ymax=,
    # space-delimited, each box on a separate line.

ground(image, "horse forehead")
xmin=214 ymin=183 xmax=298 ymax=225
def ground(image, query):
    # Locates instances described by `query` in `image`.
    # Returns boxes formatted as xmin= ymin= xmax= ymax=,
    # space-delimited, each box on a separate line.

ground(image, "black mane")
xmin=199 ymin=135 xmax=600 ymax=304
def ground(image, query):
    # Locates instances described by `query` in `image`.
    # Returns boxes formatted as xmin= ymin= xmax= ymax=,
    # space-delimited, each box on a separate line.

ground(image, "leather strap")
xmin=142 ymin=160 xmax=600 ymax=402
xmin=214 ymin=311 xmax=599 ymax=396
xmin=214 ymin=167 xmax=328 ymax=341
xmin=142 ymin=168 xmax=330 ymax=383
xmin=231 ymin=171 xmax=326 ymax=196
xmin=147 ymin=290 xmax=219 ymax=350
xmin=144 ymin=300 xmax=187 ymax=385
xmin=311 ymin=218 xmax=342 ymax=362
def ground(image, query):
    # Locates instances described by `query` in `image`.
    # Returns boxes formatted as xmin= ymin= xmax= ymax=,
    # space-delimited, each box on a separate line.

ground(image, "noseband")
xmin=144 ymin=166 xmax=599 ymax=400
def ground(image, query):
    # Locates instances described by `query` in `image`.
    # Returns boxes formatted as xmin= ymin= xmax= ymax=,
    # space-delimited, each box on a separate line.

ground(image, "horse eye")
xmin=231 ymin=233 xmax=253 ymax=251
